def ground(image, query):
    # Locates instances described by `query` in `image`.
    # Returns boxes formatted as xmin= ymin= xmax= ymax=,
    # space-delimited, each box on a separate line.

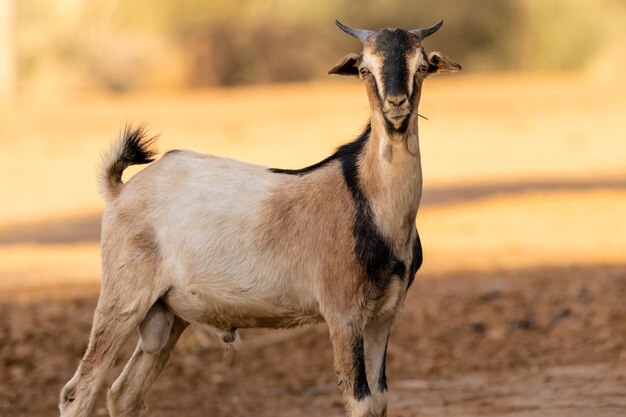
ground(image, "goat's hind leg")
xmin=59 ymin=278 xmax=163 ymax=417
xmin=107 ymin=301 xmax=188 ymax=417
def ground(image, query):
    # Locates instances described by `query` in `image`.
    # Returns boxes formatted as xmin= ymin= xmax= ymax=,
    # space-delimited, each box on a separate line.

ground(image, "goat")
xmin=59 ymin=20 xmax=461 ymax=417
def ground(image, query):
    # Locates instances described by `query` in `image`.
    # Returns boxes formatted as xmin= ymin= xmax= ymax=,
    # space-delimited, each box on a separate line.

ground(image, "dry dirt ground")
xmin=1 ymin=75 xmax=625 ymax=416
xmin=1 ymin=264 xmax=625 ymax=417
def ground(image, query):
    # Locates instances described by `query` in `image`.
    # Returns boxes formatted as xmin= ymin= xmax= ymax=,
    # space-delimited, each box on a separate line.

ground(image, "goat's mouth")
xmin=384 ymin=108 xmax=410 ymax=121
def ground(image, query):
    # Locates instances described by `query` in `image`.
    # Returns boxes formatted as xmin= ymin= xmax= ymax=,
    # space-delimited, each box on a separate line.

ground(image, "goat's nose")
xmin=386 ymin=93 xmax=408 ymax=107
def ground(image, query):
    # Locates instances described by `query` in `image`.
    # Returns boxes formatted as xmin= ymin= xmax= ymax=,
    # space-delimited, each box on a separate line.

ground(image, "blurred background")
xmin=1 ymin=1 xmax=626 ymax=416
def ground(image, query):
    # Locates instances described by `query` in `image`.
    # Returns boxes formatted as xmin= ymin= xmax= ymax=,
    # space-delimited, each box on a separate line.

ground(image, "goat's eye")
xmin=359 ymin=67 xmax=370 ymax=77
xmin=418 ymin=64 xmax=428 ymax=73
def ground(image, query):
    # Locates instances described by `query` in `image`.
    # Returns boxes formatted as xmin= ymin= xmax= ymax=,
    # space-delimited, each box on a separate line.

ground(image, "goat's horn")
xmin=335 ymin=20 xmax=374 ymax=43
xmin=410 ymin=20 xmax=444 ymax=40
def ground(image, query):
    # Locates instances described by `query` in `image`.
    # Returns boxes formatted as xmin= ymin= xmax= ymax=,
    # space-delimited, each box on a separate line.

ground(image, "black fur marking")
xmin=383 ymin=76 xmax=421 ymax=134
xmin=108 ymin=124 xmax=158 ymax=185
xmin=270 ymin=125 xmax=405 ymax=296
xmin=339 ymin=129 xmax=406 ymax=297
xmin=374 ymin=30 xmax=422 ymax=134
xmin=268 ymin=153 xmax=339 ymax=175
xmin=378 ymin=336 xmax=389 ymax=392
xmin=376 ymin=29 xmax=414 ymax=99
xmin=353 ymin=335 xmax=371 ymax=400
xmin=407 ymin=229 xmax=423 ymax=289
xmin=119 ymin=124 xmax=157 ymax=165
xmin=269 ymin=124 xmax=372 ymax=176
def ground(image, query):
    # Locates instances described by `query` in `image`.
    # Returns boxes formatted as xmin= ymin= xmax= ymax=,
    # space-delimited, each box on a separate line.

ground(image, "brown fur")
xmin=256 ymin=161 xmax=369 ymax=316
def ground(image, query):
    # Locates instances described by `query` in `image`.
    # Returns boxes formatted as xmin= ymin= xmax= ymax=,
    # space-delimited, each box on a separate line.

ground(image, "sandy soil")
xmin=1 ymin=264 xmax=625 ymax=417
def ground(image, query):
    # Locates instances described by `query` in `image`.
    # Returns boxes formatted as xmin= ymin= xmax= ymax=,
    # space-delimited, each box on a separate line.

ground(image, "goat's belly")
xmin=163 ymin=277 xmax=323 ymax=330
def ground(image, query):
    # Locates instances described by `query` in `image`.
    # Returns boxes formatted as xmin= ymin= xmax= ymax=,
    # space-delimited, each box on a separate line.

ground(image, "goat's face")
xmin=330 ymin=21 xmax=461 ymax=132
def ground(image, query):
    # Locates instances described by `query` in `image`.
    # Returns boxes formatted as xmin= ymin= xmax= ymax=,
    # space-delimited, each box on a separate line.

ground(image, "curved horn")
xmin=410 ymin=20 xmax=444 ymax=40
xmin=335 ymin=20 xmax=374 ymax=43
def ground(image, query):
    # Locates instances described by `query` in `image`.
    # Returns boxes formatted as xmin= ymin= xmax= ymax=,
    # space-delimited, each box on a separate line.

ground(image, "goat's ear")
xmin=427 ymin=52 xmax=462 ymax=75
xmin=328 ymin=53 xmax=362 ymax=77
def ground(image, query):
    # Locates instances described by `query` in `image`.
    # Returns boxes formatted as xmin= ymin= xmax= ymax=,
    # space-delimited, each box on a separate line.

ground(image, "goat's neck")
xmin=359 ymin=111 xmax=423 ymax=246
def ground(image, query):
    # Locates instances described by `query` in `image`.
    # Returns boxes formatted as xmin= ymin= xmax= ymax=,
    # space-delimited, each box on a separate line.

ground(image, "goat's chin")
xmin=384 ymin=113 xmax=410 ymax=130
xmin=386 ymin=114 xmax=408 ymax=122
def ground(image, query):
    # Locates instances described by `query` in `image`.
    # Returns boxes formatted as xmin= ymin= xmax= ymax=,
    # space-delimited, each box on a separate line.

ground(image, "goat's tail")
xmin=98 ymin=124 xmax=158 ymax=202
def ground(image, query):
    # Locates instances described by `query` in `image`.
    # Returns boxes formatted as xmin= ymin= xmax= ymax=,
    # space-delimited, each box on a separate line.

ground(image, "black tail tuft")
xmin=99 ymin=124 xmax=159 ymax=202
xmin=119 ymin=124 xmax=158 ymax=165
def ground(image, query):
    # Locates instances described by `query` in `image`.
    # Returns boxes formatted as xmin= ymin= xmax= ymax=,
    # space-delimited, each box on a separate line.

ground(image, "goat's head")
xmin=329 ymin=20 xmax=461 ymax=133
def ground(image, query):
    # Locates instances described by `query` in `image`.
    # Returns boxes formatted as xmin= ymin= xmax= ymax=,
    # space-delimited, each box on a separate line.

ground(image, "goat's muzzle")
xmin=384 ymin=93 xmax=411 ymax=122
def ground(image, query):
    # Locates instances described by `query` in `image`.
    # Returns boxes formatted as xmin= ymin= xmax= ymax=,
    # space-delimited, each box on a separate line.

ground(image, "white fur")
xmin=119 ymin=151 xmax=323 ymax=331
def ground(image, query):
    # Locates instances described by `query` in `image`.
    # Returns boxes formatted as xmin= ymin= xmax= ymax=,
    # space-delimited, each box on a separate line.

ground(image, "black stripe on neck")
xmin=336 ymin=127 xmax=406 ymax=296
xmin=270 ymin=123 xmax=407 ymax=296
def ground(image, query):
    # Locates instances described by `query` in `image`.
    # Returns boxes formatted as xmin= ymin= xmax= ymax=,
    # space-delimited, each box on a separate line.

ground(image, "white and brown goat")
xmin=59 ymin=20 xmax=460 ymax=417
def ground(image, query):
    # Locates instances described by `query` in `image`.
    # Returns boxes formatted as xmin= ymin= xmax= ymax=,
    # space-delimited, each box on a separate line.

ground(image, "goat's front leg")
xmin=363 ymin=318 xmax=393 ymax=417
xmin=327 ymin=316 xmax=376 ymax=417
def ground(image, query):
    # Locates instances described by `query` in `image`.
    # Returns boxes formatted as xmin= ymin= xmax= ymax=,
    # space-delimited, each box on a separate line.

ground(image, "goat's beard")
xmin=383 ymin=111 xmax=413 ymax=133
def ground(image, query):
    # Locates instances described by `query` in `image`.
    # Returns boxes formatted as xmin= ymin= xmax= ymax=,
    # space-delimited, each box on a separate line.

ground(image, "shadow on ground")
xmin=1 ymin=264 xmax=625 ymax=417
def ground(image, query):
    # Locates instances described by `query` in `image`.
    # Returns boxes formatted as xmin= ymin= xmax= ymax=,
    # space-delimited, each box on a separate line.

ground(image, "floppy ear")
xmin=328 ymin=53 xmax=362 ymax=77
xmin=427 ymin=51 xmax=462 ymax=75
